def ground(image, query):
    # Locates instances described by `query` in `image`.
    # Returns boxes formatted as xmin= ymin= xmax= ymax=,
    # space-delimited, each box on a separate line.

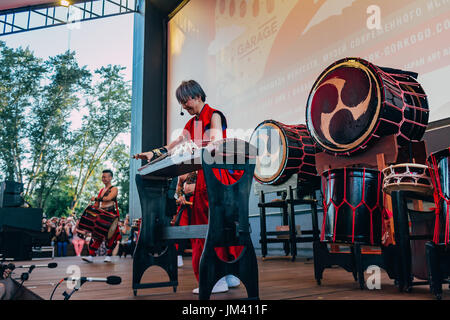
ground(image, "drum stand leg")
xmin=199 ymin=156 xmax=259 ymax=300
xmin=288 ymin=188 xmax=297 ymax=261
xmin=132 ymin=241 xmax=178 ymax=296
xmin=426 ymin=242 xmax=444 ymax=300
xmin=199 ymin=242 xmax=259 ymax=300
xmin=353 ymin=243 xmax=379 ymax=290
xmin=258 ymin=191 xmax=269 ymax=259
xmin=350 ymin=245 xmax=358 ymax=283
xmin=353 ymin=243 xmax=399 ymax=290
xmin=283 ymin=205 xmax=292 ymax=257
xmin=313 ymin=241 xmax=326 ymax=285
xmin=313 ymin=241 xmax=355 ymax=285
xmin=132 ymin=175 xmax=178 ymax=296
xmin=313 ymin=241 xmax=396 ymax=289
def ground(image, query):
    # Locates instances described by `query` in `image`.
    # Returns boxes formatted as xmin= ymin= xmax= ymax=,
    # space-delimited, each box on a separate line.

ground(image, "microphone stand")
xmin=11 ymin=265 xmax=35 ymax=300
xmin=62 ymin=286 xmax=79 ymax=300
xmin=50 ymin=276 xmax=121 ymax=300
xmin=62 ymin=278 xmax=87 ymax=300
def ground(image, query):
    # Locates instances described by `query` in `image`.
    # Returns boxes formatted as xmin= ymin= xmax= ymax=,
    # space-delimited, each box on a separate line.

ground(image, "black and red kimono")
xmin=183 ymin=104 xmax=243 ymax=281
xmin=87 ymin=187 xmax=122 ymax=256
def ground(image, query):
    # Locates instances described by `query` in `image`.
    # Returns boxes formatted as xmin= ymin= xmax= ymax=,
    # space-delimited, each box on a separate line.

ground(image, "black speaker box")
xmin=0 ymin=208 xmax=42 ymax=232
xmin=1 ymin=181 xmax=24 ymax=194
xmin=0 ymin=194 xmax=24 ymax=208
xmin=0 ymin=226 xmax=33 ymax=261
xmin=0 ymin=181 xmax=24 ymax=208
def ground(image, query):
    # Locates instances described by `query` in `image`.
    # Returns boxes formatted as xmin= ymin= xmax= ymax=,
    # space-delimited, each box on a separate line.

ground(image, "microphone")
xmin=15 ymin=262 xmax=58 ymax=269
xmin=64 ymin=275 xmax=122 ymax=285
xmin=180 ymin=106 xmax=184 ymax=116
xmin=5 ymin=263 xmax=15 ymax=271
xmin=56 ymin=276 xmax=122 ymax=300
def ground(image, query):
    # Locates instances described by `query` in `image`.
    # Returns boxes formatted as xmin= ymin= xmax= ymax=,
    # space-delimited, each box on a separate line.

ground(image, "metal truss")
xmin=0 ymin=0 xmax=137 ymax=36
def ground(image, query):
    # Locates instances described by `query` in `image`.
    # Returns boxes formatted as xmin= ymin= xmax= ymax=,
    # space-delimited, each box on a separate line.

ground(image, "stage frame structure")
xmin=0 ymin=0 xmax=137 ymax=36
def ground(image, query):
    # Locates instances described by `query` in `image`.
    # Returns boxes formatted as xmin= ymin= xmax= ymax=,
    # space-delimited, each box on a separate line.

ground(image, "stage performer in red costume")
xmin=82 ymin=169 xmax=121 ymax=264
xmin=134 ymin=80 xmax=243 ymax=294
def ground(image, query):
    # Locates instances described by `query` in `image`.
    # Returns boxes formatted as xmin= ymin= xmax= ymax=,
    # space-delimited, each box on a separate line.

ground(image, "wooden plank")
xmin=315 ymin=135 xmax=398 ymax=176
xmin=162 ymin=225 xmax=208 ymax=240
xmin=377 ymin=152 xmax=396 ymax=246
xmin=138 ymin=149 xmax=202 ymax=178
xmin=8 ymin=255 xmax=445 ymax=300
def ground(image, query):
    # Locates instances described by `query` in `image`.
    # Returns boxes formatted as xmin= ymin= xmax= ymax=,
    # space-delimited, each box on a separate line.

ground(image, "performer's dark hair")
xmin=176 ymin=80 xmax=206 ymax=104
xmin=103 ymin=169 xmax=113 ymax=178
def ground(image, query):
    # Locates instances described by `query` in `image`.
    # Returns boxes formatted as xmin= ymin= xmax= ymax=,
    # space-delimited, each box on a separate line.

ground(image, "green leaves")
xmin=0 ymin=41 xmax=46 ymax=182
xmin=69 ymin=64 xmax=131 ymax=216
xmin=0 ymin=42 xmax=131 ymax=218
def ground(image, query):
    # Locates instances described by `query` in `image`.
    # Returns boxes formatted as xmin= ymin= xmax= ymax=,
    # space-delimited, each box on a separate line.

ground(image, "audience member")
xmin=118 ymin=215 xmax=132 ymax=258
xmin=40 ymin=214 xmax=136 ymax=258
xmin=71 ymin=218 xmax=86 ymax=257
xmin=42 ymin=219 xmax=57 ymax=247
xmin=55 ymin=217 xmax=71 ymax=257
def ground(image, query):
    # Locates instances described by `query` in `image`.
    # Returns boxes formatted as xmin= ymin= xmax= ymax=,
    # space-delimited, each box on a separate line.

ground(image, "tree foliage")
xmin=69 ymin=65 xmax=131 ymax=213
xmin=0 ymin=41 xmax=131 ymax=218
xmin=0 ymin=42 xmax=46 ymax=182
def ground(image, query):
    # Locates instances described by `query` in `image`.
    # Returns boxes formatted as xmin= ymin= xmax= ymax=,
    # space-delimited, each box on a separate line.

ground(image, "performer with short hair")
xmin=134 ymin=80 xmax=243 ymax=294
xmin=82 ymin=169 xmax=121 ymax=263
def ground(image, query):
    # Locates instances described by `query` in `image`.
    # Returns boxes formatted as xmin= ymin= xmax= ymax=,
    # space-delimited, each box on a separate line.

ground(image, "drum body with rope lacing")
xmin=320 ymin=167 xmax=383 ymax=245
xmin=250 ymin=120 xmax=319 ymax=187
xmin=306 ymin=57 xmax=429 ymax=156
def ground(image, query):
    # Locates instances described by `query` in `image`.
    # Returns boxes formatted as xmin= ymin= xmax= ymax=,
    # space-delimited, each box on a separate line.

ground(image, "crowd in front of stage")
xmin=40 ymin=214 xmax=138 ymax=258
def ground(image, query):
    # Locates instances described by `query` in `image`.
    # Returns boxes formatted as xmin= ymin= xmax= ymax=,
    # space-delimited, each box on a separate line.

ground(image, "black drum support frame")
xmin=132 ymin=140 xmax=259 ymax=300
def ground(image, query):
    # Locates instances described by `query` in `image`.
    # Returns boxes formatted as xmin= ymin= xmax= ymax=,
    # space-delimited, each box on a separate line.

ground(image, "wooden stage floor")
xmin=11 ymin=255 xmax=447 ymax=300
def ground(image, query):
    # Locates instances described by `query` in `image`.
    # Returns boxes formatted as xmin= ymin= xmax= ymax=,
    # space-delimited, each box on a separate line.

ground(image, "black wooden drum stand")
xmin=425 ymin=147 xmax=450 ymax=300
xmin=425 ymin=242 xmax=450 ymax=300
xmin=286 ymin=188 xmax=320 ymax=261
xmin=313 ymin=239 xmax=398 ymax=289
xmin=199 ymin=155 xmax=258 ymax=300
xmin=312 ymin=137 xmax=400 ymax=289
xmin=133 ymin=176 xmax=178 ymax=294
xmin=313 ymin=241 xmax=357 ymax=285
xmin=132 ymin=140 xmax=259 ymax=300
xmin=390 ymin=190 xmax=435 ymax=292
xmin=256 ymin=174 xmax=320 ymax=261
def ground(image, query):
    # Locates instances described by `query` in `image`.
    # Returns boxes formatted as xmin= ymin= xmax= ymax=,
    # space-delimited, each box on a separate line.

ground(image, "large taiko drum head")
xmin=306 ymin=57 xmax=429 ymax=156
xmin=250 ymin=120 xmax=318 ymax=186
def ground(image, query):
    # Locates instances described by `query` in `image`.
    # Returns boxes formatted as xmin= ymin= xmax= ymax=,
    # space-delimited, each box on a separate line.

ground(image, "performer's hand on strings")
xmin=132 ymin=151 xmax=153 ymax=161
xmin=176 ymin=195 xmax=187 ymax=206
xmin=133 ymin=147 xmax=168 ymax=162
